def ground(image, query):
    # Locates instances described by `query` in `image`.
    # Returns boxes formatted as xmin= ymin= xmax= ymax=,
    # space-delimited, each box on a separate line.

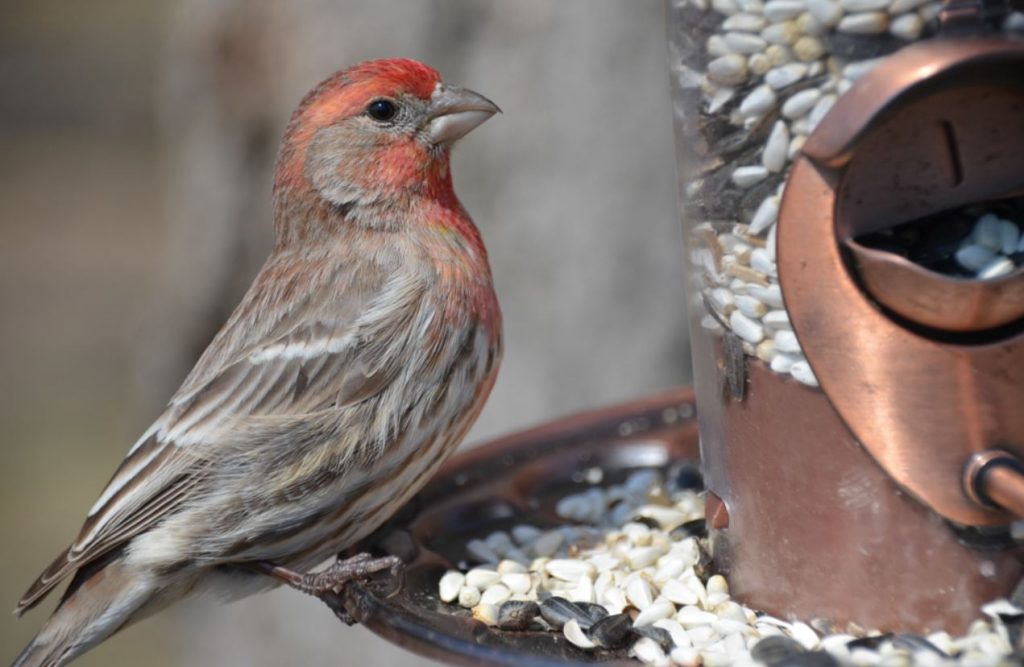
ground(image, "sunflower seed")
xmin=748 ymin=283 xmax=784 ymax=308
xmin=790 ymin=360 xmax=819 ymax=386
xmin=564 ymin=618 xmax=597 ymax=649
xmin=502 ymin=572 xmax=533 ymax=595
xmin=730 ymin=310 xmax=765 ymax=344
xmin=567 ymin=574 xmax=595 ymax=603
xmin=749 ymin=53 xmax=775 ymax=76
xmin=737 ymin=294 xmax=769 ymax=318
xmin=793 ymin=35 xmax=825 ymax=61
xmin=955 ymin=244 xmax=996 ymax=272
xmin=531 ymin=530 xmax=564 ymax=558
xmin=837 ymin=12 xmax=889 ymax=34
xmin=708 ymin=54 xmax=751 ymax=86
xmin=978 ymin=256 xmax=1015 ymax=280
xmin=751 ymin=247 xmax=777 ymax=276
xmin=653 ymin=559 xmax=688 ymax=584
xmin=510 ymin=525 xmax=540 ymax=546
xmin=708 ymin=34 xmax=733 ymax=58
xmin=842 ymin=58 xmax=884 ymax=81
xmin=999 ymin=220 xmax=1020 ymax=255
xmin=754 ymin=634 xmax=808 ymax=665
xmin=773 ymin=330 xmax=802 ymax=353
xmin=678 ymin=605 xmax=719 ymax=627
xmin=473 ymin=603 xmax=499 ymax=626
xmin=767 ymin=344 xmax=797 ymax=370
xmin=973 ymin=213 xmax=1004 ymax=250
xmin=726 ymin=31 xmax=771 ymax=53
xmin=439 ymin=571 xmax=465 ymax=603
xmin=623 ymin=578 xmax=654 ymax=611
xmin=763 ymin=20 xmax=802 ymax=44
xmin=497 ymin=559 xmax=527 ymax=574
xmin=708 ymin=88 xmax=733 ymax=114
xmin=671 ymin=646 xmax=701 ymax=665
xmin=804 ymin=0 xmax=844 ymax=23
xmin=782 ymin=89 xmax=822 ymax=118
xmin=725 ymin=12 xmax=770 ymax=30
xmin=791 ymin=621 xmax=822 ymax=649
xmin=656 ymin=618 xmax=693 ymax=648
xmin=602 ymin=585 xmax=629 ymax=614
xmin=540 ymin=596 xmax=592 ymax=630
xmin=633 ymin=624 xmax=675 ymax=649
xmin=466 ymin=539 xmax=499 ymax=563
xmin=797 ymin=11 xmax=829 ymax=34
xmin=577 ymin=601 xmax=610 ymax=622
xmin=485 ymin=531 xmax=513 ymax=555
xmin=496 ymin=600 xmax=539 ymax=631
xmin=707 ymin=574 xmax=730 ymax=597
xmin=458 ymin=586 xmax=481 ymax=608
xmin=733 ymin=165 xmax=771 ymax=187
xmin=638 ymin=506 xmax=690 ymax=531
xmin=633 ymin=636 xmax=670 ymax=665
xmin=766 ymin=44 xmax=797 ymax=66
xmin=466 ymin=568 xmax=502 ymax=590
xmin=480 ymin=583 xmax=512 ymax=606
xmin=740 ymin=85 xmax=779 ymax=118
xmin=889 ymin=12 xmax=923 ymax=39
xmin=762 ymin=123 xmax=790 ymax=173
xmin=635 ymin=601 xmax=678 ymax=627
xmin=764 ymin=0 xmax=807 ymax=21
xmin=590 ymin=613 xmax=634 ymax=648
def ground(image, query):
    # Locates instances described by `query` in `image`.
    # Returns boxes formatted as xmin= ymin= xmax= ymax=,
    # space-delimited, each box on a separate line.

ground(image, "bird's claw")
xmin=300 ymin=552 xmax=403 ymax=597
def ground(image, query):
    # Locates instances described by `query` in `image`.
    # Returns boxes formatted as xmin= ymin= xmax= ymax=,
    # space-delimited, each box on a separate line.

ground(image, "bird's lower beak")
xmin=425 ymin=85 xmax=501 ymax=145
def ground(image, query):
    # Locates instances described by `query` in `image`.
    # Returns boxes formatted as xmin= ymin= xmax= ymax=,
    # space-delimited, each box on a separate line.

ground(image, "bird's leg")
xmin=250 ymin=553 xmax=403 ymax=625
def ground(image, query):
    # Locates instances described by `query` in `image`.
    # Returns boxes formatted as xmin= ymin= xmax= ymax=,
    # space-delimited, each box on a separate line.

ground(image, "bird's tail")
xmin=12 ymin=558 xmax=158 ymax=667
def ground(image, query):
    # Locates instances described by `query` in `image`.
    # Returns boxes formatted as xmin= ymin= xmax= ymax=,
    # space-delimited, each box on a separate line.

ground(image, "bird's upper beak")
xmin=425 ymin=84 xmax=501 ymax=145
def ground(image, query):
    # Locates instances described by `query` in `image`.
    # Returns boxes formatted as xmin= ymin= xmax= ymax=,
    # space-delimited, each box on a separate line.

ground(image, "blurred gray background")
xmin=1 ymin=1 xmax=689 ymax=664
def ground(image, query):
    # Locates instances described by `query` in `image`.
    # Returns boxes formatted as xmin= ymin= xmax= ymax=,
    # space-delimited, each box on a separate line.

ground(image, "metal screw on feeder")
xmin=964 ymin=451 xmax=1024 ymax=518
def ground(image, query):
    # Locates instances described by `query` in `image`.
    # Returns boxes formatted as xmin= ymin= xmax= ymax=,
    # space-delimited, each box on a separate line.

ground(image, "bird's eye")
xmin=366 ymin=99 xmax=398 ymax=122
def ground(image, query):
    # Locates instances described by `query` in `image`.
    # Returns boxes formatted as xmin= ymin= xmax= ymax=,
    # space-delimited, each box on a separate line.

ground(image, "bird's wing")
xmin=17 ymin=260 xmax=428 ymax=614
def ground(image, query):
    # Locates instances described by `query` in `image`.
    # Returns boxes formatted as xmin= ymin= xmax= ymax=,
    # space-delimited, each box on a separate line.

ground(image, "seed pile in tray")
xmin=670 ymin=0 xmax=1024 ymax=385
xmin=436 ymin=467 xmax=1023 ymax=666
xmin=859 ymin=209 xmax=1024 ymax=280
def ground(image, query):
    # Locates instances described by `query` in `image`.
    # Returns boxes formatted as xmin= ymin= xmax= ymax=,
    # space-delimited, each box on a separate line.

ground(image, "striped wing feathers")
xmin=17 ymin=263 xmax=423 ymax=614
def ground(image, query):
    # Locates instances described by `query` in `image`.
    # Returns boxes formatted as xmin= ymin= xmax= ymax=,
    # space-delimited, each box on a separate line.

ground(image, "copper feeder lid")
xmin=777 ymin=34 xmax=1024 ymax=526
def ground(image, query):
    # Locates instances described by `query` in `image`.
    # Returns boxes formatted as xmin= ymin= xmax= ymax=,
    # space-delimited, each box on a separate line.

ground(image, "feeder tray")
xmin=338 ymin=389 xmax=699 ymax=667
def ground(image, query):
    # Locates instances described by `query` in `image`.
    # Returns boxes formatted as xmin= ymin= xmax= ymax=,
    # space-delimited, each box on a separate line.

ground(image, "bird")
xmin=13 ymin=57 xmax=502 ymax=667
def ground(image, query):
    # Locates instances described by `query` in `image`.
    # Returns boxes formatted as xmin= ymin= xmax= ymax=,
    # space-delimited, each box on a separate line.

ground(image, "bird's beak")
xmin=425 ymin=84 xmax=501 ymax=145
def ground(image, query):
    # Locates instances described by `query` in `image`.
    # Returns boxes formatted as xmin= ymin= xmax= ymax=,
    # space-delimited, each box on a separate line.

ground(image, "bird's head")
xmin=273 ymin=58 xmax=499 ymax=229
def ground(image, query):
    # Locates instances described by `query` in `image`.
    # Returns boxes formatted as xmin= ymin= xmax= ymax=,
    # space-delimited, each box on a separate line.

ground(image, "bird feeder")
xmin=669 ymin=0 xmax=1024 ymax=633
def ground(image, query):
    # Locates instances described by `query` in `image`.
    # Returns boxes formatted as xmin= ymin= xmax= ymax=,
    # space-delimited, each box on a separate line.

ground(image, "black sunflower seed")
xmin=539 ymin=596 xmax=592 ymax=630
xmin=588 ymin=613 xmax=632 ymax=649
xmin=497 ymin=600 xmax=539 ymax=631
xmin=751 ymin=635 xmax=806 ymax=666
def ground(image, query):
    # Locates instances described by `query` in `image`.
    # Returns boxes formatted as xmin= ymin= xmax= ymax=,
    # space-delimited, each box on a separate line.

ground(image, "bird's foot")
xmin=254 ymin=553 xmax=403 ymax=625
xmin=298 ymin=553 xmax=403 ymax=596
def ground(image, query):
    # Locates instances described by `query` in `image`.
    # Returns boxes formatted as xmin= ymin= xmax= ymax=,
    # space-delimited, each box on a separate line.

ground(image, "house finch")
xmin=14 ymin=58 xmax=502 ymax=667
